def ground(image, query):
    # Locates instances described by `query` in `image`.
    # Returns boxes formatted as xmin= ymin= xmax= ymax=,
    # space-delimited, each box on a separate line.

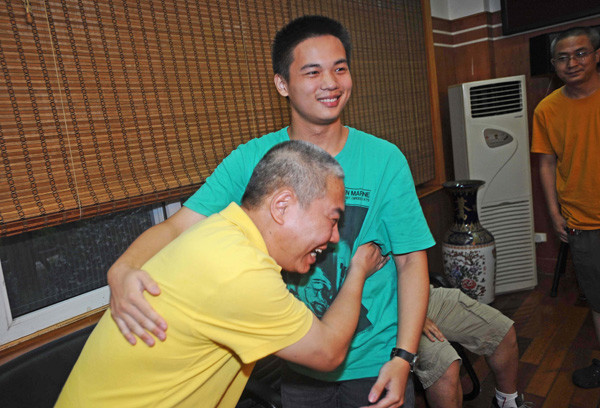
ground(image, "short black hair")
xmin=271 ymin=15 xmax=352 ymax=81
xmin=550 ymin=26 xmax=600 ymax=57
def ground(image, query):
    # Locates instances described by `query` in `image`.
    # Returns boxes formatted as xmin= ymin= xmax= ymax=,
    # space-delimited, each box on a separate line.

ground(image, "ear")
xmin=270 ymin=188 xmax=295 ymax=225
xmin=274 ymin=74 xmax=289 ymax=97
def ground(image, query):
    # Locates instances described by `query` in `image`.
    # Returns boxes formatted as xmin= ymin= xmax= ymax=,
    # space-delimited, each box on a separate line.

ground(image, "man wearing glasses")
xmin=531 ymin=25 xmax=600 ymax=389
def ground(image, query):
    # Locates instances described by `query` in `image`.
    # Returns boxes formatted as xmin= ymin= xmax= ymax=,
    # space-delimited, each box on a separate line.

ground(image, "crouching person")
xmin=55 ymin=140 xmax=387 ymax=408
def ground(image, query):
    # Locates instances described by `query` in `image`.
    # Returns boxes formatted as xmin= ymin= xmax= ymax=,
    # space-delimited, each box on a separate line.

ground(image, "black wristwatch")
xmin=390 ymin=347 xmax=418 ymax=372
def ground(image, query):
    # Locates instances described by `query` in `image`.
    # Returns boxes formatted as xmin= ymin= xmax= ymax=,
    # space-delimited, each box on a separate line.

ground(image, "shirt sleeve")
xmin=184 ymin=146 xmax=254 ymax=216
xmin=531 ymin=106 xmax=555 ymax=155
xmin=360 ymin=147 xmax=435 ymax=255
xmin=184 ymin=133 xmax=287 ymax=216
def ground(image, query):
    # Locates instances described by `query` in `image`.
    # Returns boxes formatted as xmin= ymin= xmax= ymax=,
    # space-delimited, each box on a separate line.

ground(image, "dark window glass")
xmin=0 ymin=206 xmax=154 ymax=318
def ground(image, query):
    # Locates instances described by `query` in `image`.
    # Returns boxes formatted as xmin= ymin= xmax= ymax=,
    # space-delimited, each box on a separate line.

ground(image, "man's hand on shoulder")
xmin=108 ymin=264 xmax=167 ymax=346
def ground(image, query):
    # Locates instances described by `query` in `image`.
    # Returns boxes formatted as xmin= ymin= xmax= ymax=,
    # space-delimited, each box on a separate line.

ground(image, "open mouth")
xmin=310 ymin=248 xmax=323 ymax=258
xmin=318 ymin=95 xmax=341 ymax=106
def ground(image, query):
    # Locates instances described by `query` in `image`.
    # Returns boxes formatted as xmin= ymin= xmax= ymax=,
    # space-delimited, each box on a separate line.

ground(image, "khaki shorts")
xmin=414 ymin=286 xmax=514 ymax=389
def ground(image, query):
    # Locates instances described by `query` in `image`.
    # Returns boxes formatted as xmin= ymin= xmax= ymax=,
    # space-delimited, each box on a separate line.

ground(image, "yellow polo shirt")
xmin=56 ymin=203 xmax=313 ymax=408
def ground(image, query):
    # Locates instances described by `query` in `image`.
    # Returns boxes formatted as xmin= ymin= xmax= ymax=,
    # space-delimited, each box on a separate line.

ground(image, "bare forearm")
xmin=361 ymin=251 xmax=429 ymax=407
xmin=539 ymin=154 xmax=561 ymax=217
xmin=275 ymin=244 xmax=384 ymax=371
xmin=318 ymin=244 xmax=388 ymax=359
xmin=107 ymin=207 xmax=206 ymax=284
xmin=273 ymin=276 xmax=364 ymax=371
xmin=109 ymin=224 xmax=177 ymax=279
xmin=538 ymin=153 xmax=567 ymax=241
xmin=319 ymin=269 xmax=366 ymax=352
xmin=395 ymin=251 xmax=429 ymax=354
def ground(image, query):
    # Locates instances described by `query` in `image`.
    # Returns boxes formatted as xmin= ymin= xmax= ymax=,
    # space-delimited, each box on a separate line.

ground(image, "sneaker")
xmin=572 ymin=358 xmax=600 ymax=388
xmin=491 ymin=393 xmax=534 ymax=408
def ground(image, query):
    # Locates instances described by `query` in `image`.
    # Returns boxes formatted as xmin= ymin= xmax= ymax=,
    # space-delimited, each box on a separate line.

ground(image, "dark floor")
xmin=416 ymin=263 xmax=600 ymax=408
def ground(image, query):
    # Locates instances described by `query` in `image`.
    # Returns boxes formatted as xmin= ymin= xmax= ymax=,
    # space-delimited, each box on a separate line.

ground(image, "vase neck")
xmin=449 ymin=187 xmax=483 ymax=230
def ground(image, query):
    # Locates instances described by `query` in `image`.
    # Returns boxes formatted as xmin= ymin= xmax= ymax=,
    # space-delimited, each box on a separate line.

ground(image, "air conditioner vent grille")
xmin=470 ymin=81 xmax=523 ymax=118
xmin=479 ymin=200 xmax=536 ymax=294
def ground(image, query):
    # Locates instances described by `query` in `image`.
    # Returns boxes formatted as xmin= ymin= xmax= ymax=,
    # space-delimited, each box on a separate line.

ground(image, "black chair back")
xmin=0 ymin=325 xmax=95 ymax=408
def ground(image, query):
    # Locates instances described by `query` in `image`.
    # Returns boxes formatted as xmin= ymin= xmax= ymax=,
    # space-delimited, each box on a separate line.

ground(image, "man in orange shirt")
xmin=531 ymin=25 xmax=600 ymax=388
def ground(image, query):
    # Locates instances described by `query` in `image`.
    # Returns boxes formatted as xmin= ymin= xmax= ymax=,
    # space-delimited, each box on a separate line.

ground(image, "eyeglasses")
xmin=551 ymin=50 xmax=595 ymax=66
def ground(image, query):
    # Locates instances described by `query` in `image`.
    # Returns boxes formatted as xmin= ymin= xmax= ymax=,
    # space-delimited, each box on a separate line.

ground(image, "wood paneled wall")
xmin=431 ymin=10 xmax=600 ymax=275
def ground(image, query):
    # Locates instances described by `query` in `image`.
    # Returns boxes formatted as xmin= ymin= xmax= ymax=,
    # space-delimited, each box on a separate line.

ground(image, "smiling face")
xmin=274 ymin=35 xmax=352 ymax=127
xmin=552 ymin=35 xmax=600 ymax=88
xmin=278 ymin=176 xmax=345 ymax=274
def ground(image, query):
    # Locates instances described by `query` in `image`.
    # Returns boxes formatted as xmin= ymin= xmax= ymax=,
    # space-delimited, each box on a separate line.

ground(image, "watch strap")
xmin=390 ymin=347 xmax=418 ymax=372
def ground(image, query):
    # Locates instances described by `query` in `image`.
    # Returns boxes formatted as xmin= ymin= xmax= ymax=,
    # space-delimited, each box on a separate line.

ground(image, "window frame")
xmin=0 ymin=201 xmax=182 ymax=346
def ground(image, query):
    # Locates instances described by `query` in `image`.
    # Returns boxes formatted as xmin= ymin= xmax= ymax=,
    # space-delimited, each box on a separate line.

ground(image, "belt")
xmin=566 ymin=228 xmax=581 ymax=236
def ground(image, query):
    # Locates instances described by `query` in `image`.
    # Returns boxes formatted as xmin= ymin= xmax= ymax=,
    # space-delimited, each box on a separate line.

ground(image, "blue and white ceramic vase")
xmin=442 ymin=180 xmax=496 ymax=304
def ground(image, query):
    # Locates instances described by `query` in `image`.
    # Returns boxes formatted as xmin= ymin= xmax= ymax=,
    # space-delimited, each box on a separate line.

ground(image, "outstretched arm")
xmin=108 ymin=206 xmax=206 ymax=346
xmin=365 ymin=250 xmax=429 ymax=408
xmin=275 ymin=242 xmax=388 ymax=371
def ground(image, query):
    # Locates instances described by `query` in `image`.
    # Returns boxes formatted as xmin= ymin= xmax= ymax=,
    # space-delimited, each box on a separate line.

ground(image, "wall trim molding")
xmin=433 ymin=11 xmax=600 ymax=48
xmin=433 ymin=23 xmax=501 ymax=36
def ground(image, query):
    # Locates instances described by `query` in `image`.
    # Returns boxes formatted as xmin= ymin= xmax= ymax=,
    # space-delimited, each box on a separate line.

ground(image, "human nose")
xmin=566 ymin=53 xmax=590 ymax=67
xmin=566 ymin=55 xmax=579 ymax=67
xmin=320 ymin=70 xmax=338 ymax=90
xmin=329 ymin=223 xmax=340 ymax=244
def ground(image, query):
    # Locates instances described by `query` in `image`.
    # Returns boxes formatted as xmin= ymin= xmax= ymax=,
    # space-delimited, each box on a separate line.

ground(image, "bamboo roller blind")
xmin=0 ymin=0 xmax=435 ymax=237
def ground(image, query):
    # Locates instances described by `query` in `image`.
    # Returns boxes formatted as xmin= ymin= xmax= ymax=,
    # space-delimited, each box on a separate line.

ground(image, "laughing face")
xmin=274 ymin=34 xmax=352 ymax=127
xmin=278 ymin=176 xmax=345 ymax=274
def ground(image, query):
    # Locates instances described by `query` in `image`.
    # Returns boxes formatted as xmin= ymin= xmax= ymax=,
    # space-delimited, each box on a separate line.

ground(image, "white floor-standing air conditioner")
xmin=448 ymin=74 xmax=537 ymax=295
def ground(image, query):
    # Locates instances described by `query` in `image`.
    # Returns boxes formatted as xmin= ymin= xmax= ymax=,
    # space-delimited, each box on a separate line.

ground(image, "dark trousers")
xmin=569 ymin=229 xmax=600 ymax=312
xmin=281 ymin=365 xmax=415 ymax=408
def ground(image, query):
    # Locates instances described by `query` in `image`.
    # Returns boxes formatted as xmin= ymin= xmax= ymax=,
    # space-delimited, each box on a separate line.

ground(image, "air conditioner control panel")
xmin=483 ymin=129 xmax=514 ymax=148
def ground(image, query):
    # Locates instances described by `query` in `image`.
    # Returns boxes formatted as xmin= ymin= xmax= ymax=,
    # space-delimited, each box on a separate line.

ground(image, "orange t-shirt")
xmin=531 ymin=87 xmax=600 ymax=229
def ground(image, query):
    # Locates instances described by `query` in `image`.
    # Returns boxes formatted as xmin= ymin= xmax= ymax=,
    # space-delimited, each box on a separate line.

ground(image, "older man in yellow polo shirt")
xmin=56 ymin=140 xmax=385 ymax=407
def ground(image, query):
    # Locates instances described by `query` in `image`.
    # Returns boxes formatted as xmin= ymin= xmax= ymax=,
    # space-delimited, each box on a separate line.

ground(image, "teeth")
xmin=321 ymin=98 xmax=337 ymax=102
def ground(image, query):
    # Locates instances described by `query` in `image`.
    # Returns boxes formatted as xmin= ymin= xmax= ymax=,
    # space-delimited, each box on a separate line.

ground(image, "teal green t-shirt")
xmin=185 ymin=127 xmax=435 ymax=381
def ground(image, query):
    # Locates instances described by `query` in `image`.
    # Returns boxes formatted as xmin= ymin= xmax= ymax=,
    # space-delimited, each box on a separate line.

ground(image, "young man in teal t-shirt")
xmin=108 ymin=16 xmax=434 ymax=407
